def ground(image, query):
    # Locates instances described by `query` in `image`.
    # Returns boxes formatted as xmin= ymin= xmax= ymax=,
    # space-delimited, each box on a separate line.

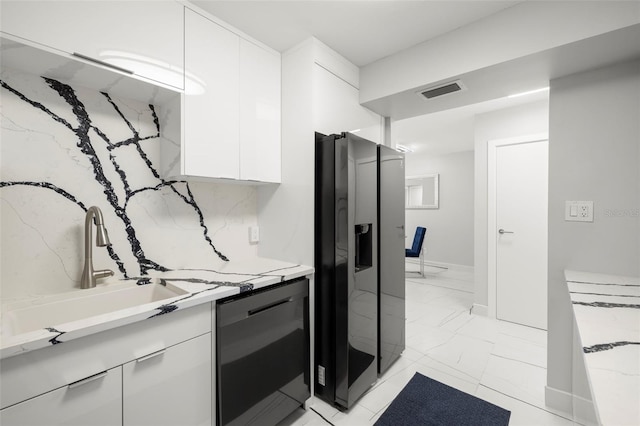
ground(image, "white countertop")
xmin=0 ymin=257 xmax=313 ymax=360
xmin=565 ymin=270 xmax=640 ymax=426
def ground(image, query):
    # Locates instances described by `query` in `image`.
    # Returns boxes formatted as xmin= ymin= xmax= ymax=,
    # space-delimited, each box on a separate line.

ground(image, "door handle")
xmin=498 ymin=229 xmax=514 ymax=234
xmin=248 ymin=297 xmax=291 ymax=316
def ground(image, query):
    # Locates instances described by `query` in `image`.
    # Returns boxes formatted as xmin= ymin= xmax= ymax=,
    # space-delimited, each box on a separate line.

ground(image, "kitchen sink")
xmin=1 ymin=281 xmax=188 ymax=337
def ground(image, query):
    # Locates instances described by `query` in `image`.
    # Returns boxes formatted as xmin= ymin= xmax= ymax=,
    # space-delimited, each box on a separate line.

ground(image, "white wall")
xmin=473 ymin=100 xmax=549 ymax=310
xmin=257 ymin=39 xmax=315 ymax=266
xmin=405 ymin=151 xmax=474 ymax=267
xmin=546 ymin=60 xmax=640 ymax=410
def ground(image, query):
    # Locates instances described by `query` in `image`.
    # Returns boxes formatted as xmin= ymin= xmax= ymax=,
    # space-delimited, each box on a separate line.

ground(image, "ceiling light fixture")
xmin=395 ymin=144 xmax=413 ymax=153
xmin=507 ymin=87 xmax=549 ymax=98
xmin=99 ymin=50 xmax=206 ymax=95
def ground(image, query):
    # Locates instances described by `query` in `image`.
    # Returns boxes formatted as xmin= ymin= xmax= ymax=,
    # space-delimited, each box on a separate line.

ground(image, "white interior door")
xmin=494 ymin=139 xmax=548 ymax=330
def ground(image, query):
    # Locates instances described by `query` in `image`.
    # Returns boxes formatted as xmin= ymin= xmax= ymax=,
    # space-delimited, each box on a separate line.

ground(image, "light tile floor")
xmin=281 ymin=266 xmax=580 ymax=426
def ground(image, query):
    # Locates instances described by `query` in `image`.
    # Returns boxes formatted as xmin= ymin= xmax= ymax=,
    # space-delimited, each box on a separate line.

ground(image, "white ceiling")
xmin=192 ymin=0 xmax=522 ymax=67
xmin=392 ymin=89 xmax=549 ymax=156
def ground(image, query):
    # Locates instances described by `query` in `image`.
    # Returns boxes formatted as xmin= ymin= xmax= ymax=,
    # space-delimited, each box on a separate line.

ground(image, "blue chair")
xmin=406 ymin=226 xmax=426 ymax=277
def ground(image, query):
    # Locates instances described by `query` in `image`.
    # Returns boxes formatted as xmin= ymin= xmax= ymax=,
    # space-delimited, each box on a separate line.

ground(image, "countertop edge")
xmin=564 ymin=269 xmax=640 ymax=426
xmin=0 ymin=261 xmax=313 ymax=360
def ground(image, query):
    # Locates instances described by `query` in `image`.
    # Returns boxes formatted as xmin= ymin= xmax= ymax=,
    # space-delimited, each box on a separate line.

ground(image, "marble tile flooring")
xmin=282 ymin=266 xmax=580 ymax=426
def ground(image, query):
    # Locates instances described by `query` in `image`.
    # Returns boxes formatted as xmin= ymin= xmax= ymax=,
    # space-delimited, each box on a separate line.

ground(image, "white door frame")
xmin=487 ymin=133 xmax=548 ymax=319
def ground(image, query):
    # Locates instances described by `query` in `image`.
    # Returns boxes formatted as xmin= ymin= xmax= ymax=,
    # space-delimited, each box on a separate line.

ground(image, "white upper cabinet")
xmin=1 ymin=0 xmax=282 ymax=183
xmin=0 ymin=1 xmax=184 ymax=90
xmin=171 ymin=8 xmax=282 ymax=183
xmin=183 ymin=8 xmax=240 ymax=180
xmin=239 ymin=39 xmax=282 ymax=183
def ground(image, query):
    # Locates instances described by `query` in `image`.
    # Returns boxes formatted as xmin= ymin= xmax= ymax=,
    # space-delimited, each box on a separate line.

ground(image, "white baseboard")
xmin=573 ymin=394 xmax=598 ymax=426
xmin=545 ymin=386 xmax=573 ymax=416
xmin=471 ymin=304 xmax=488 ymax=316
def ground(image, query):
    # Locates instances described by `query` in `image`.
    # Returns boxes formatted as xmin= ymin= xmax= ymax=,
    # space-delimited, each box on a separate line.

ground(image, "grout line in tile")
xmin=419 ymin=355 xmax=482 ymax=385
xmin=308 ymin=407 xmax=336 ymax=426
xmin=405 ymin=280 xmax=473 ymax=294
xmin=489 ymin=352 xmax=546 ymax=370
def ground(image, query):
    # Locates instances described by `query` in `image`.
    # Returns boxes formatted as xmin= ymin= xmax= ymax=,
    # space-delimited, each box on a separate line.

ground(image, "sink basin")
xmin=2 ymin=281 xmax=188 ymax=337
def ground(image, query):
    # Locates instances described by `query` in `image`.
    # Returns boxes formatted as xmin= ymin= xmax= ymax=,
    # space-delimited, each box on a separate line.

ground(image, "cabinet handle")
xmin=136 ymin=348 xmax=166 ymax=363
xmin=68 ymin=371 xmax=108 ymax=389
xmin=72 ymin=52 xmax=135 ymax=75
xmin=248 ymin=298 xmax=291 ymax=316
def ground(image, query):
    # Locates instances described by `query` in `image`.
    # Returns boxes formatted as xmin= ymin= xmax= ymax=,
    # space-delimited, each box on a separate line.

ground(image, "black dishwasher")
xmin=216 ymin=278 xmax=310 ymax=426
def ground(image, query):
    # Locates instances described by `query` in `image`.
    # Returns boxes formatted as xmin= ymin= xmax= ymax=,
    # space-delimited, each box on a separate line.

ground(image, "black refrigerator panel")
xmin=315 ymin=132 xmax=379 ymax=409
xmin=377 ymin=145 xmax=406 ymax=374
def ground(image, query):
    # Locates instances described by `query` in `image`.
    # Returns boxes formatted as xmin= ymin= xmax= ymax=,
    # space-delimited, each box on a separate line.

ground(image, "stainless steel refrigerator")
xmin=314 ymin=132 xmax=405 ymax=409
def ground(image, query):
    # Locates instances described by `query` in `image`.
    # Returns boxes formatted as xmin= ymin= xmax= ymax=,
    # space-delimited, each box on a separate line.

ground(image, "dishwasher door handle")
xmin=248 ymin=297 xmax=292 ymax=316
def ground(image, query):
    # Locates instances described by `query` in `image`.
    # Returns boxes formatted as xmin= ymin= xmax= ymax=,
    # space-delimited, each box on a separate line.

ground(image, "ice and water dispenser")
xmin=354 ymin=223 xmax=373 ymax=272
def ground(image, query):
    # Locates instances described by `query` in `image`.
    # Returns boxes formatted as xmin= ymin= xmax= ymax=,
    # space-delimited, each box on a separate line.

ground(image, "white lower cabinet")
xmin=0 ymin=367 xmax=122 ymax=426
xmin=123 ymin=334 xmax=212 ymax=426
xmin=0 ymin=303 xmax=212 ymax=426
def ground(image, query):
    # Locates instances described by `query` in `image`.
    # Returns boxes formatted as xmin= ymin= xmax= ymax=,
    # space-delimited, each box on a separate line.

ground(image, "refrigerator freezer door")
xmin=378 ymin=145 xmax=406 ymax=374
xmin=335 ymin=134 xmax=379 ymax=408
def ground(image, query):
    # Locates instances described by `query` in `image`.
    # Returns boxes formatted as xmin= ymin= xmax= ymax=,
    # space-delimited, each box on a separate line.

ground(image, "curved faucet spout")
xmin=81 ymin=206 xmax=114 ymax=289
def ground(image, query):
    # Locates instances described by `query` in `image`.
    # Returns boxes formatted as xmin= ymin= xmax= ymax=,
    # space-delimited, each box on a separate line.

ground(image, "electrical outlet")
xmin=249 ymin=226 xmax=260 ymax=243
xmin=565 ymin=201 xmax=594 ymax=222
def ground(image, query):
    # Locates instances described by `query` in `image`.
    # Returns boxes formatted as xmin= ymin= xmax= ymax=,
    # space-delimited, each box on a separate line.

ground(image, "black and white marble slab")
xmin=0 ymin=258 xmax=313 ymax=360
xmin=565 ymin=270 xmax=640 ymax=426
xmin=1 ymin=69 xmax=261 ymax=302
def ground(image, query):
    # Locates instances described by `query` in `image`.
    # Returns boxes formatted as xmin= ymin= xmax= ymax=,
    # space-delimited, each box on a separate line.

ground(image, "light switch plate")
xmin=565 ymin=201 xmax=594 ymax=222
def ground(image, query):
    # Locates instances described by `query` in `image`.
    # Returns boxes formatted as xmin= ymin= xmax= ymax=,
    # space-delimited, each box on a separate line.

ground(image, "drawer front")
xmin=123 ymin=333 xmax=212 ymax=426
xmin=1 ymin=366 xmax=122 ymax=426
xmin=0 ymin=303 xmax=211 ymax=409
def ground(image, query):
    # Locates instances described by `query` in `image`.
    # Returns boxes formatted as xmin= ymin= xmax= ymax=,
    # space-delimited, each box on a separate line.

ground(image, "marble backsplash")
xmin=0 ymin=68 xmax=258 ymax=301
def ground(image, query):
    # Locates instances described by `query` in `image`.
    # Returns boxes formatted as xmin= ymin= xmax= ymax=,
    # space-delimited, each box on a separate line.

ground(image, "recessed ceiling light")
xmin=508 ymin=87 xmax=549 ymax=98
xmin=395 ymin=144 xmax=413 ymax=153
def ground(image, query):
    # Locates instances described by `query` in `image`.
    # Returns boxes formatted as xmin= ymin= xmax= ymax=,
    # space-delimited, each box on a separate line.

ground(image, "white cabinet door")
xmin=239 ymin=39 xmax=281 ymax=183
xmin=123 ymin=333 xmax=212 ymax=426
xmin=0 ymin=1 xmax=184 ymax=90
xmin=0 ymin=367 xmax=122 ymax=426
xmin=183 ymin=8 xmax=240 ymax=179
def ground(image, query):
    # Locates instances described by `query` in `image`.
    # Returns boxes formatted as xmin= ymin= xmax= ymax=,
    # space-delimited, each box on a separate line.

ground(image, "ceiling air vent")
xmin=418 ymin=80 xmax=466 ymax=100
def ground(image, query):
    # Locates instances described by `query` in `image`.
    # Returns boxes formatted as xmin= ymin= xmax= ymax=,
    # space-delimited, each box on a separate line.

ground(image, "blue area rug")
xmin=375 ymin=373 xmax=511 ymax=426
